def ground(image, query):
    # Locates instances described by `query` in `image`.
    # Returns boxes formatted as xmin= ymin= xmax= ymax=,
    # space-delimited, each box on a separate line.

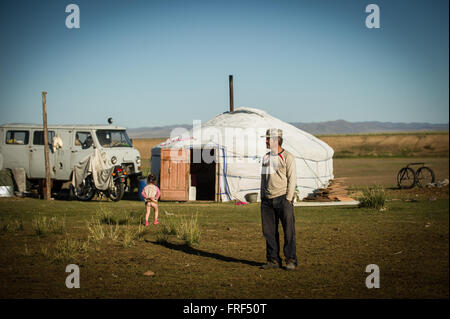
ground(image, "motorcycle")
xmin=108 ymin=165 xmax=126 ymax=201
xmin=72 ymin=165 xmax=126 ymax=202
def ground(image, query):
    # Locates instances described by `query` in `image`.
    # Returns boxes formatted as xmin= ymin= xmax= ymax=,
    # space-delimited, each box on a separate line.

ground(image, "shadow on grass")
xmin=152 ymin=241 xmax=264 ymax=267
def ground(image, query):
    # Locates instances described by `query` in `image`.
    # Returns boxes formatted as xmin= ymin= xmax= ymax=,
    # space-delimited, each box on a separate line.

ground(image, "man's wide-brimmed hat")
xmin=264 ymin=128 xmax=283 ymax=139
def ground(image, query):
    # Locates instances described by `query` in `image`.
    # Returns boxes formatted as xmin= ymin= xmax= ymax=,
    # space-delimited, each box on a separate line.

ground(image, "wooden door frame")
xmin=160 ymin=148 xmax=190 ymax=201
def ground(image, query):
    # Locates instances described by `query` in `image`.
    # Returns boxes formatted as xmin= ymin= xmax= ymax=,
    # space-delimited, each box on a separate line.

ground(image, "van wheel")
xmin=108 ymin=180 xmax=125 ymax=202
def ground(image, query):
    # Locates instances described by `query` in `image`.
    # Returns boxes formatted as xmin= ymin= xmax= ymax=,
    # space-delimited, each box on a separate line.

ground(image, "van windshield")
xmin=96 ymin=130 xmax=132 ymax=148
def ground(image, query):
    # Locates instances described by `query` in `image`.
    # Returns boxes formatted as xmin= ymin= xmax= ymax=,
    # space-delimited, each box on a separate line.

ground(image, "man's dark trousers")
xmin=261 ymin=195 xmax=297 ymax=266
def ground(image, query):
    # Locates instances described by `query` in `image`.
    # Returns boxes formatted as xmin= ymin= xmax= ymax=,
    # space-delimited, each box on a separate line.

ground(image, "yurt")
xmin=150 ymin=107 xmax=334 ymax=202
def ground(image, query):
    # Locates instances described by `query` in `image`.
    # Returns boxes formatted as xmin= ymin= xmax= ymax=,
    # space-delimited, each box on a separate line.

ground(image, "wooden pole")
xmin=229 ymin=75 xmax=234 ymax=112
xmin=42 ymin=91 xmax=51 ymax=200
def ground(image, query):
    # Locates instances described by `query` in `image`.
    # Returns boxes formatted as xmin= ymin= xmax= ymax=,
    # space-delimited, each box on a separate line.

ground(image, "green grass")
xmin=357 ymin=185 xmax=387 ymax=210
xmin=177 ymin=213 xmax=201 ymax=246
xmin=1 ymin=155 xmax=446 ymax=298
xmin=0 ymin=221 xmax=11 ymax=233
xmin=31 ymin=215 xmax=49 ymax=237
xmin=13 ymin=219 xmax=24 ymax=232
xmin=48 ymin=216 xmax=66 ymax=234
xmin=0 ymin=192 xmax=448 ymax=298
xmin=121 ymin=224 xmax=147 ymax=247
xmin=31 ymin=215 xmax=66 ymax=237
xmin=86 ymin=217 xmax=105 ymax=242
xmin=95 ymin=205 xmax=144 ymax=226
xmin=156 ymin=213 xmax=202 ymax=247
xmin=160 ymin=215 xmax=179 ymax=236
xmin=51 ymin=236 xmax=90 ymax=263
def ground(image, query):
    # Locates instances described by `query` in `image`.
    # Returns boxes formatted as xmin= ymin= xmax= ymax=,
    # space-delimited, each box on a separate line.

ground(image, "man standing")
xmin=260 ymin=128 xmax=298 ymax=271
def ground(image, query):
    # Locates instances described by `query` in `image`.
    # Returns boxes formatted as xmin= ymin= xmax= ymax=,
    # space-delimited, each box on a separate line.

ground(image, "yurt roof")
xmin=155 ymin=107 xmax=334 ymax=161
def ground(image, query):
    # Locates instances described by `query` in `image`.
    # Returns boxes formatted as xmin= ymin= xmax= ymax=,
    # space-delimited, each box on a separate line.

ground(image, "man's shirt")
xmin=261 ymin=149 xmax=297 ymax=201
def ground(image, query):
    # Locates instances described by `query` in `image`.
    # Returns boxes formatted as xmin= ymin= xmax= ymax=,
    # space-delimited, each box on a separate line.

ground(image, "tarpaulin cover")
xmin=71 ymin=149 xmax=114 ymax=191
xmin=152 ymin=107 xmax=334 ymax=202
xmin=11 ymin=168 xmax=26 ymax=194
xmin=0 ymin=169 xmax=14 ymax=187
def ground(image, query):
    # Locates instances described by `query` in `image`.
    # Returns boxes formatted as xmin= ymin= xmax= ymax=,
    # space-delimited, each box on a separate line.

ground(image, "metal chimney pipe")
xmin=229 ymin=75 xmax=234 ymax=112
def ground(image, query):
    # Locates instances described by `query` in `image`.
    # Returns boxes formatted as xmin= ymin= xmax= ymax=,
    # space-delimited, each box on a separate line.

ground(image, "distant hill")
xmin=127 ymin=124 xmax=192 ymax=138
xmin=291 ymin=120 xmax=449 ymax=135
xmin=127 ymin=120 xmax=449 ymax=138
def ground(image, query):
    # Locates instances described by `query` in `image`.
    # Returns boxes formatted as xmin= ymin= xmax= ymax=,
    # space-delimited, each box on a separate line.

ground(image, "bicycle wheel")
xmin=416 ymin=166 xmax=435 ymax=187
xmin=397 ymin=167 xmax=416 ymax=189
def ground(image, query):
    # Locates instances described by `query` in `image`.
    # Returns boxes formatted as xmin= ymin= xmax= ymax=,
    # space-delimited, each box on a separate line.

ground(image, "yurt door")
xmin=160 ymin=148 xmax=190 ymax=201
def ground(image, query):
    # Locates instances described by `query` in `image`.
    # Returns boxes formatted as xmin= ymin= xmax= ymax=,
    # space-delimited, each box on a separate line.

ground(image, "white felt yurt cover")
xmin=151 ymin=107 xmax=334 ymax=202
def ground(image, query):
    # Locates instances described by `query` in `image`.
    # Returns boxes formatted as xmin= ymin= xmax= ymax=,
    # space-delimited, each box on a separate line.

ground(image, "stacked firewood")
xmin=303 ymin=179 xmax=355 ymax=202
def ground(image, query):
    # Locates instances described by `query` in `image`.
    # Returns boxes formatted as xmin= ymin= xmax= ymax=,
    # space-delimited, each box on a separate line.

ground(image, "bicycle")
xmin=397 ymin=162 xmax=435 ymax=189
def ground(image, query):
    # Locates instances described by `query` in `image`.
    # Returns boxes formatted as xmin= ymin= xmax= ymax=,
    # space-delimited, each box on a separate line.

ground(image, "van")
xmin=0 ymin=123 xmax=142 ymax=196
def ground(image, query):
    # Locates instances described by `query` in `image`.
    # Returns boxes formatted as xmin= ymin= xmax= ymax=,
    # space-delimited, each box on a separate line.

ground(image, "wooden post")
xmin=229 ymin=75 xmax=234 ymax=112
xmin=42 ymin=91 xmax=51 ymax=200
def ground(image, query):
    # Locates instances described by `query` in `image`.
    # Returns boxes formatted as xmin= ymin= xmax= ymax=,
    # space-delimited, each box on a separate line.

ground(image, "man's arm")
xmin=260 ymin=154 xmax=269 ymax=199
xmin=285 ymin=154 xmax=297 ymax=202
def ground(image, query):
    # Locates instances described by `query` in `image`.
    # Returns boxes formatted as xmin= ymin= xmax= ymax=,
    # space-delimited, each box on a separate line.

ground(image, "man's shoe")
xmin=285 ymin=260 xmax=297 ymax=271
xmin=260 ymin=260 xmax=281 ymax=270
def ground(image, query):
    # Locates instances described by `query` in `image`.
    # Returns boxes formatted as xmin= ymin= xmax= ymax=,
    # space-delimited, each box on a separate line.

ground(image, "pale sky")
xmin=0 ymin=0 xmax=448 ymax=128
